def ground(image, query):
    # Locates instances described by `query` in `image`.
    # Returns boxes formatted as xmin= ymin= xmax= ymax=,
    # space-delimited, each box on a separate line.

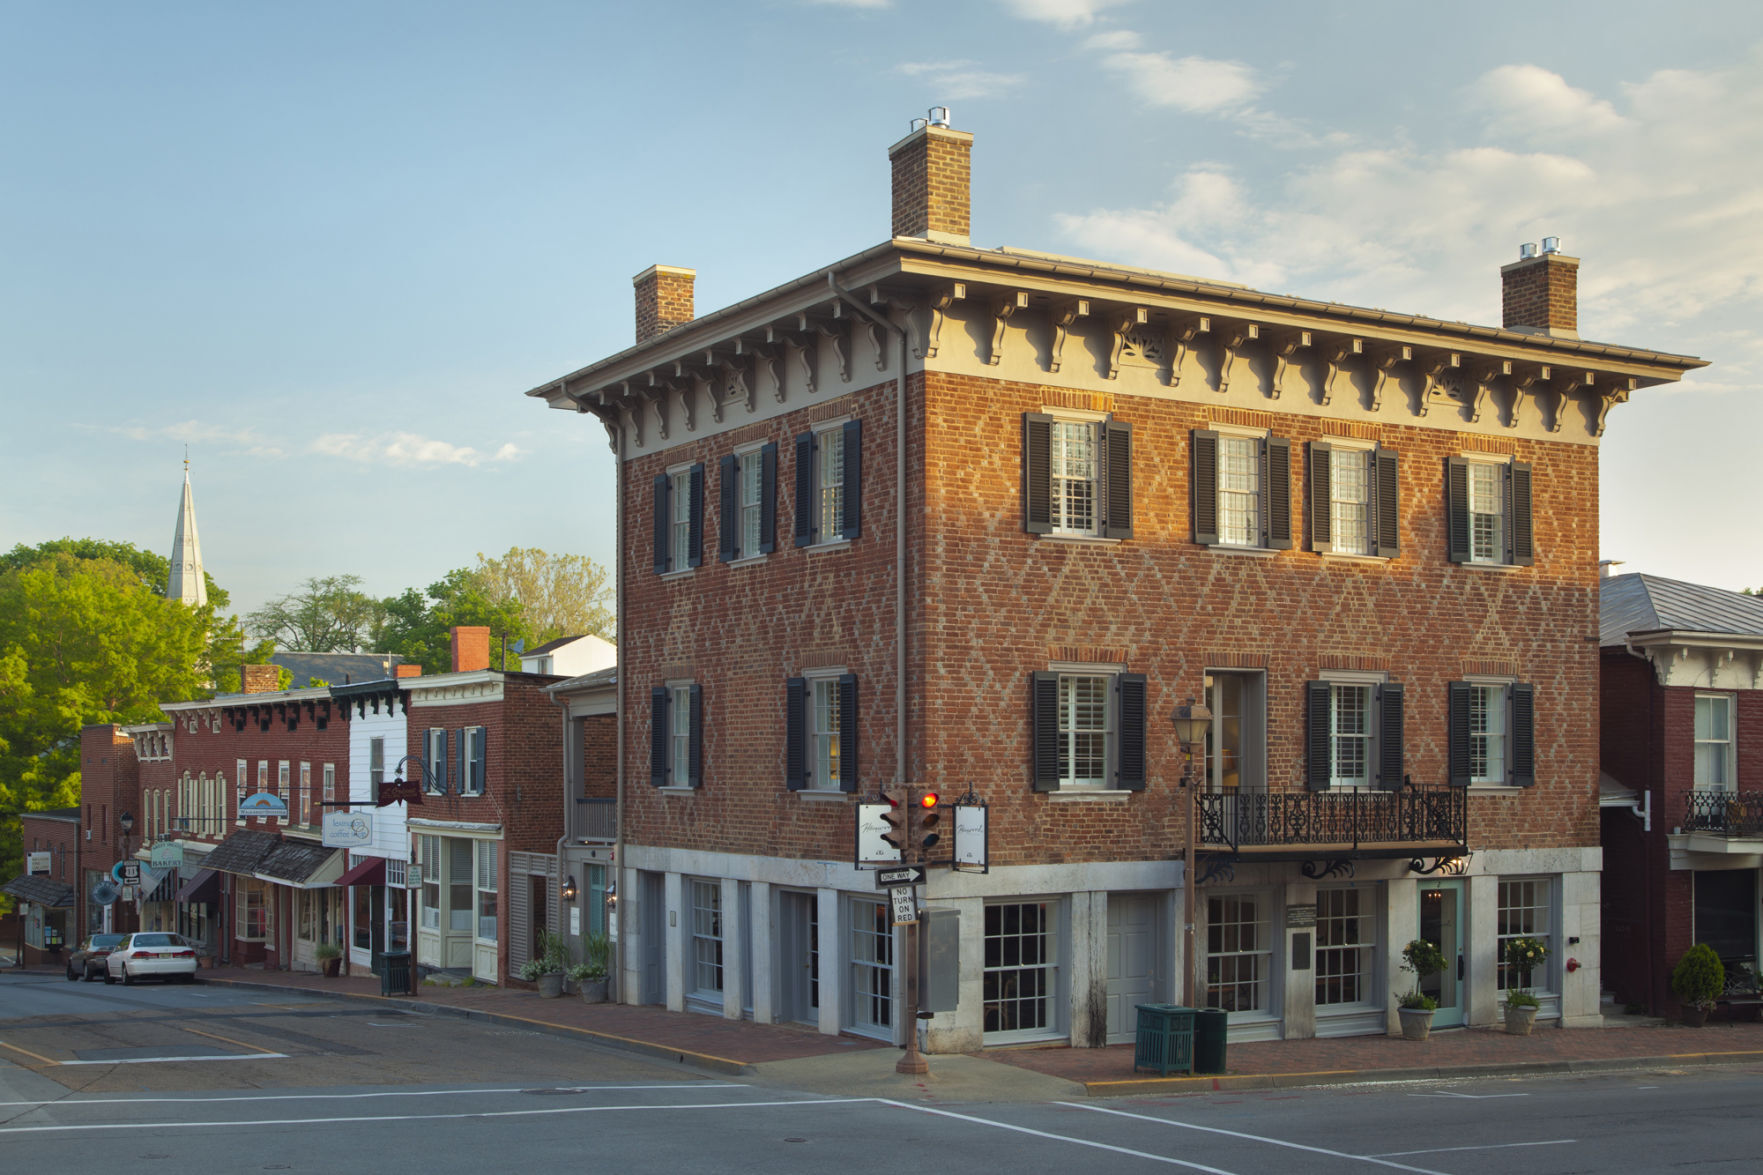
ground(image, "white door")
xmin=1106 ymin=893 xmax=1159 ymax=1043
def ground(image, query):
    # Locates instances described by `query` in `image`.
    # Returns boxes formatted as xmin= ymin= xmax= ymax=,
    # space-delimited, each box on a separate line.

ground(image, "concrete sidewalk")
xmin=51 ymin=962 xmax=1763 ymax=1099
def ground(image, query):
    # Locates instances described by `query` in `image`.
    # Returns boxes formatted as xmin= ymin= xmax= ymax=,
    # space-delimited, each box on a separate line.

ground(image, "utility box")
xmin=918 ymin=907 xmax=959 ymax=1013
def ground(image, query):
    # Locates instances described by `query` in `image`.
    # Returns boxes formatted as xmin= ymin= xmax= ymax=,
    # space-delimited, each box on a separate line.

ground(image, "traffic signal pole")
xmin=896 ymin=786 xmax=928 ymax=1074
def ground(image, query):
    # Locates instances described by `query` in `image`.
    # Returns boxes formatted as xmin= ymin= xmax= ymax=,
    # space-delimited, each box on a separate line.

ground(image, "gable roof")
xmin=1600 ymin=573 xmax=1763 ymax=646
xmin=271 ymin=651 xmax=403 ymax=688
xmin=1 ymin=874 xmax=77 ymax=908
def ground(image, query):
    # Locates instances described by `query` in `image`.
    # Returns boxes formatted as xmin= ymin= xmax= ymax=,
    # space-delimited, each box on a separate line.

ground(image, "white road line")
xmin=876 ymin=1100 xmax=1240 ymax=1175
xmin=0 ymin=1083 xmax=744 ymax=1109
xmin=1410 ymin=1091 xmax=1530 ymax=1099
xmin=1058 ymin=1102 xmax=1454 ymax=1175
xmin=58 ymin=1054 xmax=290 ymax=1065
xmin=0 ymin=1096 xmax=868 ymax=1135
xmin=1371 ymin=1140 xmax=1575 ymax=1158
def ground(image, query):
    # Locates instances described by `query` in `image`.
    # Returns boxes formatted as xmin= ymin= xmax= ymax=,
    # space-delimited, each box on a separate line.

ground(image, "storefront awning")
xmin=1 ymin=874 xmax=76 ymax=908
xmin=254 ymin=841 xmax=344 ymax=889
xmin=140 ymin=868 xmax=179 ymax=903
xmin=202 ymin=829 xmax=280 ymax=877
xmin=335 ymin=856 xmax=386 ymax=887
xmin=175 ymin=868 xmax=219 ymax=904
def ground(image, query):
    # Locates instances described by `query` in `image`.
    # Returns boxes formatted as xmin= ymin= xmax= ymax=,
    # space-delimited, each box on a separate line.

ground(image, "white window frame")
xmin=733 ymin=442 xmax=767 ymax=561
xmin=460 ymin=726 xmax=486 ymax=797
xmin=848 ymin=896 xmax=895 ymax=1039
xmin=1205 ymin=889 xmax=1277 ymax=1020
xmin=802 ymin=668 xmax=847 ymax=793
xmin=1469 ymin=681 xmax=1510 ymax=785
xmin=369 ymin=737 xmax=385 ymax=787
xmin=1314 ymin=886 xmax=1378 ymax=1010
xmin=237 ymin=882 xmax=269 ymax=942
xmin=1496 ymin=876 xmax=1555 ymax=995
xmin=419 ymin=835 xmax=440 ymax=930
xmin=1696 ymin=694 xmax=1736 ymax=791
xmin=424 ymin=729 xmax=448 ymax=794
xmin=1464 ymin=455 xmax=1506 ymax=566
xmin=668 ymin=464 xmax=693 ymax=573
xmin=689 ymin=878 xmax=724 ymax=1000
xmin=276 ymin=761 xmax=290 ymax=826
xmin=1215 ymin=425 xmax=1267 ymax=549
xmin=1323 ymin=670 xmax=1386 ymax=789
xmin=236 ymin=760 xmax=248 ymax=827
xmin=299 ymin=762 xmax=312 ymax=826
xmin=1047 ymin=414 xmax=1103 ymax=537
xmin=1327 ymin=438 xmax=1375 ymax=557
xmin=1052 ymin=666 xmax=1114 ymax=789
xmin=1206 ymin=669 xmax=1266 ymax=793
xmin=982 ymin=899 xmax=1063 ymax=1043
xmin=474 ymin=841 xmax=498 ymax=943
xmin=668 ymin=682 xmax=693 ymax=787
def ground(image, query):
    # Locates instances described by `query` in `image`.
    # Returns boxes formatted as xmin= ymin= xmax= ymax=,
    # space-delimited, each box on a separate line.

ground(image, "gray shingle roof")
xmin=1600 ymin=573 xmax=1763 ymax=646
xmin=256 ymin=841 xmax=340 ymax=885
xmin=271 ymin=651 xmax=403 ymax=688
xmin=2 ymin=874 xmax=77 ymax=908
xmin=203 ymin=829 xmax=280 ymax=876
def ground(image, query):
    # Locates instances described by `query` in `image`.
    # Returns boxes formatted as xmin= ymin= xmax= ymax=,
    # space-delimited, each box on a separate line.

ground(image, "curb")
xmin=1084 ymin=1049 xmax=1763 ymax=1096
xmin=196 ymin=976 xmax=754 ymax=1078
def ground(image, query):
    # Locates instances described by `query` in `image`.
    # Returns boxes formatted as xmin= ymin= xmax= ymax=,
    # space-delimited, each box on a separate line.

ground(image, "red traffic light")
xmin=919 ymin=791 xmax=942 ymax=850
xmin=919 ymin=792 xmax=939 ymax=810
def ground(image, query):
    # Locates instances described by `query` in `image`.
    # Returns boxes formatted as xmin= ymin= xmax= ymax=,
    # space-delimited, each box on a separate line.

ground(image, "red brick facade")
xmin=1502 ymin=252 xmax=1579 ymax=334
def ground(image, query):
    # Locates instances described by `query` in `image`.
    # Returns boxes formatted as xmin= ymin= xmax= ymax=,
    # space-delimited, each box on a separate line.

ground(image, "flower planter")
xmin=1682 ymin=1004 xmax=1710 ymax=1027
xmin=320 ymin=956 xmax=342 ymax=979
xmin=579 ymin=977 xmax=609 ymax=1004
xmin=1503 ymin=1004 xmax=1538 ymax=1035
xmin=1397 ymin=1007 xmax=1434 ymax=1041
xmin=536 ymin=973 xmax=565 ymax=999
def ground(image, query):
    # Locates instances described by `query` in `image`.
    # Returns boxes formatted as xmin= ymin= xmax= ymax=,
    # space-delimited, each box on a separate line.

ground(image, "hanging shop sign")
xmin=240 ymin=792 xmax=290 ymax=817
xmin=321 ymin=810 xmax=374 ymax=848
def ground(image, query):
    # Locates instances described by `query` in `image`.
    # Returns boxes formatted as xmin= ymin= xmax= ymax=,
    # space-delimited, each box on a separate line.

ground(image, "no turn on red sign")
xmin=890 ymin=886 xmax=918 ymax=926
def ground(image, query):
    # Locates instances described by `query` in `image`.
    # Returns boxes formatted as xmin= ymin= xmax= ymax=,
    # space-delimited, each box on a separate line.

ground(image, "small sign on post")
xmin=855 ymin=803 xmax=904 ymax=867
xmin=954 ymin=803 xmax=988 ymax=872
xmin=875 ymin=865 xmax=925 ymax=888
xmin=890 ymin=886 xmax=918 ymax=926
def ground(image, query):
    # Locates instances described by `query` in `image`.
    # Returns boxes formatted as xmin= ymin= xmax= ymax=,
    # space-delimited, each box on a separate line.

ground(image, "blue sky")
xmin=5 ymin=0 xmax=1760 ymax=623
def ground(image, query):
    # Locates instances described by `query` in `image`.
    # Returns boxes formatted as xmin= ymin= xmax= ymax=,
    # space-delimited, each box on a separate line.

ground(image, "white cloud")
xmin=1098 ymin=49 xmax=1261 ymax=113
xmin=896 ymin=59 xmax=1024 ymax=100
xmin=311 ymin=432 xmax=525 ymax=468
xmin=803 ymin=0 xmax=890 ymax=8
xmin=1000 ymin=0 xmax=1134 ymax=28
xmin=94 ymin=419 xmax=287 ymax=458
xmin=1470 ymin=64 xmax=1628 ymax=141
xmin=1082 ymin=29 xmax=1140 ymax=51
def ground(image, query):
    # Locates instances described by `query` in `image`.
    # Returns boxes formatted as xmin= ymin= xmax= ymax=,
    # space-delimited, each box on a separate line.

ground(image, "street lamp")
xmin=118 ymin=809 xmax=134 ymax=860
xmin=1171 ymin=700 xmax=1212 ymax=1008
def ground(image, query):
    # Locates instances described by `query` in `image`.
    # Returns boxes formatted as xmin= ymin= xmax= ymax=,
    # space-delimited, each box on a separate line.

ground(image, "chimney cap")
xmin=1519 ymin=242 xmax=1538 ymax=260
xmin=910 ymin=105 xmax=953 ymax=132
xmin=1541 ymin=236 xmax=1561 ymax=254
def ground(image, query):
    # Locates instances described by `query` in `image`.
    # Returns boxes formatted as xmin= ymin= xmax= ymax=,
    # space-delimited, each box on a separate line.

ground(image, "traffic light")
xmin=918 ymin=791 xmax=941 ymax=852
xmin=880 ymin=790 xmax=909 ymax=854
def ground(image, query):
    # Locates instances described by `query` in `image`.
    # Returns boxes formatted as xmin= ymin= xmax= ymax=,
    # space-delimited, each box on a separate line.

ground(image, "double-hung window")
xmin=719 ymin=443 xmax=777 ymax=561
xmin=422 ymin=729 xmax=448 ymax=794
xmin=1205 ymin=670 xmax=1266 ymax=793
xmin=1695 ymin=695 xmax=1735 ymax=789
xmin=652 ymin=463 xmax=704 ymax=574
xmin=795 ymin=421 xmax=861 ymax=546
xmin=1192 ymin=428 xmax=1292 ymax=550
xmin=1029 ymin=668 xmax=1147 ymax=792
xmin=457 ymin=726 xmax=486 ymax=796
xmin=475 ymin=841 xmax=498 ymax=941
xmin=1022 ymin=413 xmax=1133 ymax=538
xmin=1306 ymin=677 xmax=1404 ymax=790
xmin=649 ymin=682 xmax=703 ymax=788
xmin=1309 ymin=441 xmax=1400 ymax=557
xmin=1314 ymin=887 xmax=1377 ymax=1009
xmin=1448 ymin=681 xmax=1535 ymax=787
xmin=298 ymin=763 xmax=312 ymax=826
xmin=690 ymin=879 xmax=724 ymax=999
xmin=1497 ymin=877 xmax=1553 ymax=994
xmin=1447 ymin=455 xmax=1533 ymax=566
xmin=276 ymin=761 xmax=290 ymax=825
xmin=786 ymin=672 xmax=857 ymax=792
xmin=369 ymin=738 xmax=384 ymax=787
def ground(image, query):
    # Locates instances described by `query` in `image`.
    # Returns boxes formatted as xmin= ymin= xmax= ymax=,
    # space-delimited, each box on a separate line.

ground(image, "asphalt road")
xmin=5 ymin=971 xmax=1763 ymax=1173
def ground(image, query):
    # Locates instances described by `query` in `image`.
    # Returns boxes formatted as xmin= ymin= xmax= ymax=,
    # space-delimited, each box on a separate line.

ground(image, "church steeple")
xmin=167 ymin=453 xmax=207 ymax=608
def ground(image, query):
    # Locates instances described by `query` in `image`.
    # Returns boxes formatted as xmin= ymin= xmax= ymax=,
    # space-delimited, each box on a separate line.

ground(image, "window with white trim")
xmin=690 ymin=879 xmax=724 ymax=999
xmin=458 ymin=726 xmax=486 ymax=796
xmin=299 ymin=762 xmax=312 ymax=826
xmin=1309 ymin=440 xmax=1400 ymax=558
xmin=475 ymin=841 xmax=498 ymax=942
xmin=1306 ymin=676 xmax=1404 ymax=791
xmin=1314 ymin=887 xmax=1376 ymax=1008
xmin=1448 ymin=681 xmax=1535 ymax=788
xmin=419 ymin=835 xmax=440 ymax=930
xmin=652 ymin=463 xmax=704 ymax=574
xmin=670 ymin=468 xmax=693 ymax=571
xmin=447 ymin=839 xmax=472 ymax=934
xmin=795 ymin=420 xmax=861 ymax=546
xmin=1030 ymin=668 xmax=1147 ymax=792
xmin=369 ymin=738 xmax=384 ymax=787
xmin=849 ymin=897 xmax=894 ymax=1036
xmin=719 ymin=442 xmax=777 ymax=562
xmin=1192 ymin=427 xmax=1292 ymax=550
xmin=238 ymin=882 xmax=269 ymax=941
xmin=1496 ymin=877 xmax=1552 ymax=993
xmin=1696 ymin=695 xmax=1735 ymax=790
xmin=1447 ymin=454 xmax=1533 ymax=566
xmin=650 ymin=682 xmax=702 ymax=788
xmin=423 ymin=729 xmax=448 ymax=794
xmin=277 ymin=761 xmax=290 ymax=825
xmin=786 ymin=671 xmax=857 ymax=793
xmin=1206 ymin=671 xmax=1266 ymax=793
xmin=1023 ymin=412 xmax=1132 ymax=539
xmin=983 ymin=900 xmax=1060 ymax=1041
xmin=1206 ymin=891 xmax=1273 ymax=1015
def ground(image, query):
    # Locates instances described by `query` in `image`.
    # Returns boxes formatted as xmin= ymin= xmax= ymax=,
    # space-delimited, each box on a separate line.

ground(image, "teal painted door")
xmin=1419 ymin=880 xmax=1465 ymax=1028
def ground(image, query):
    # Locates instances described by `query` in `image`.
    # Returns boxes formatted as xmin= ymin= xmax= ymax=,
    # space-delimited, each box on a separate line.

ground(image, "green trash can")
xmin=1193 ymin=1008 xmax=1228 ymax=1074
xmin=1132 ymin=1003 xmax=1195 ymax=1076
xmin=380 ymin=950 xmax=413 ymax=997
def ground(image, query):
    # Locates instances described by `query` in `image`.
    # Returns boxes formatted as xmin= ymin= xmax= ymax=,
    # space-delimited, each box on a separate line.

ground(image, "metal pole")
xmin=896 ymin=890 xmax=927 ymax=1075
xmin=1182 ymin=750 xmax=1196 ymax=1008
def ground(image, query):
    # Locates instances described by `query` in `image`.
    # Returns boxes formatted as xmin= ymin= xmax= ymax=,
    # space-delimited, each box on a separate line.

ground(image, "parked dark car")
xmin=66 ymin=933 xmax=126 ymax=982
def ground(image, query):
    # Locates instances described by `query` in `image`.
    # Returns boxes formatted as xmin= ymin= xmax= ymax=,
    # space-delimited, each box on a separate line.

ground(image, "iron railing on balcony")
xmin=1684 ymin=789 xmax=1763 ymax=837
xmin=1197 ymin=784 xmax=1467 ymax=856
xmin=574 ymin=797 xmax=616 ymax=841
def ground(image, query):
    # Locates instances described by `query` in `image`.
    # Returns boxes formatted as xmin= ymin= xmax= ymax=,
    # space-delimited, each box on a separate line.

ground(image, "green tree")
xmin=372 ymin=569 xmax=531 ymax=674
xmin=472 ymin=547 xmax=614 ymax=644
xmin=1 ymin=537 xmax=228 ymax=607
xmin=246 ymin=574 xmax=383 ymax=652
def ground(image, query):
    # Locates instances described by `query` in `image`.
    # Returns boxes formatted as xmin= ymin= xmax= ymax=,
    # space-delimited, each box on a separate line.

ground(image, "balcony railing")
xmin=574 ymin=797 xmax=616 ymax=841
xmin=1684 ymin=789 xmax=1763 ymax=837
xmin=1197 ymin=784 xmax=1467 ymax=858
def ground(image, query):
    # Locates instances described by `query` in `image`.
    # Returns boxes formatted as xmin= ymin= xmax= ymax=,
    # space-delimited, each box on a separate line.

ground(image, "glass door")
xmin=1418 ymin=880 xmax=1465 ymax=1028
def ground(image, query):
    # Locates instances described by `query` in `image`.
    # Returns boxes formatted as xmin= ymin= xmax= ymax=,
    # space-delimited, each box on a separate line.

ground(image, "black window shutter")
xmin=1446 ymin=456 xmax=1471 ymax=563
xmin=1511 ymin=683 xmax=1536 ymax=786
xmin=838 ymin=674 xmax=859 ymax=793
xmin=1103 ymin=419 xmax=1133 ymax=540
xmin=1305 ymin=681 xmax=1331 ymax=790
xmin=472 ymin=727 xmax=486 ymax=795
xmin=1266 ymin=437 xmax=1293 ymax=550
xmin=759 ymin=442 xmax=778 ymax=554
xmin=1116 ymin=673 xmax=1147 ymax=791
xmin=454 ymin=728 xmax=466 ymax=795
xmin=1193 ymin=430 xmax=1220 ymax=546
xmin=841 ymin=420 xmax=862 ymax=541
xmin=794 ymin=432 xmax=814 ymax=547
xmin=687 ymin=463 xmax=704 ymax=568
xmin=1309 ymin=441 xmax=1333 ymax=551
xmin=718 ymin=454 xmax=738 ymax=562
xmin=1031 ymin=672 xmax=1060 ymax=792
xmin=1447 ymin=681 xmax=1472 ymax=787
xmin=1509 ymin=461 xmax=1534 ymax=566
xmin=653 ymin=473 xmax=671 ymax=573
xmin=649 ymin=687 xmax=668 ymax=788
xmin=1378 ymin=683 xmax=1404 ymax=790
xmin=1373 ymin=448 xmax=1401 ymax=558
xmin=785 ymin=677 xmax=807 ymax=790
xmin=688 ymin=684 xmax=703 ymax=788
xmin=1024 ymin=414 xmax=1053 ymax=534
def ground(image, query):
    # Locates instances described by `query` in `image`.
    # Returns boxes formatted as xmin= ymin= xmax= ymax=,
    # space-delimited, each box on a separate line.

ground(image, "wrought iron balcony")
xmin=1196 ymin=783 xmax=1468 ymax=863
xmin=1684 ymin=789 xmax=1763 ymax=838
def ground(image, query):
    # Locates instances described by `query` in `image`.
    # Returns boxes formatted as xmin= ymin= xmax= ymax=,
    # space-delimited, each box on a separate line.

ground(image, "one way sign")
xmin=874 ymin=865 xmax=926 ymax=888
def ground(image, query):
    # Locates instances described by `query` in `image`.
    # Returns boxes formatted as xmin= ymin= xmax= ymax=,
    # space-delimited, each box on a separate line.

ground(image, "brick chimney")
xmin=450 ymin=626 xmax=491 ymax=673
xmin=395 ymin=663 xmax=423 ymax=678
xmin=634 ymin=265 xmax=695 ymax=344
xmin=1501 ymin=239 xmax=1579 ymax=338
xmin=889 ymin=111 xmax=972 ymax=245
xmin=241 ymin=664 xmax=279 ymax=694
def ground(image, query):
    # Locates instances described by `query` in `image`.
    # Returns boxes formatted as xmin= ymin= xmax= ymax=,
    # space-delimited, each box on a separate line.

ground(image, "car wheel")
xmin=66 ymin=962 xmax=79 ymax=981
xmin=103 ymin=970 xmax=116 ymax=985
xmin=121 ymin=965 xmax=133 ymax=986
xmin=84 ymin=965 xmax=98 ymax=982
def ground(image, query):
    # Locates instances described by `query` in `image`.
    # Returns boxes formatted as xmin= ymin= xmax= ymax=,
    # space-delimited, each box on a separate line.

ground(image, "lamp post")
xmin=118 ymin=809 xmax=136 ymax=933
xmin=1171 ymin=700 xmax=1212 ymax=1009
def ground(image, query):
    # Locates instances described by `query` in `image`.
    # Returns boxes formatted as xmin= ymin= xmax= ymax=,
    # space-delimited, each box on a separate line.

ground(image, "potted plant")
xmin=1501 ymin=936 xmax=1548 ymax=1034
xmin=315 ymin=941 xmax=343 ymax=979
xmin=1395 ymin=938 xmax=1445 ymax=1041
xmin=567 ymin=932 xmax=611 ymax=1003
xmin=519 ymin=929 xmax=568 ymax=997
xmin=1672 ymin=942 xmax=1725 ymax=1026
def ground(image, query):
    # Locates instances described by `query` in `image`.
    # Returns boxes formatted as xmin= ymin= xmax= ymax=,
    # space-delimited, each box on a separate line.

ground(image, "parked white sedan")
xmin=104 ymin=932 xmax=199 ymax=985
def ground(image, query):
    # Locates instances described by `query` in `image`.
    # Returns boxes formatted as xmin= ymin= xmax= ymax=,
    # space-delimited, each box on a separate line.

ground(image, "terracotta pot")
xmin=1397 ymin=1006 xmax=1434 ymax=1041
xmin=1504 ymin=1004 xmax=1538 ymax=1035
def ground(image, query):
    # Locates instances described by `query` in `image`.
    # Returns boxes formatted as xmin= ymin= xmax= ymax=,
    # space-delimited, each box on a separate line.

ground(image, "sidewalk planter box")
xmin=1398 ymin=1007 xmax=1434 ymax=1041
xmin=536 ymin=973 xmax=565 ymax=999
xmin=1504 ymin=1005 xmax=1538 ymax=1035
xmin=1132 ymin=1004 xmax=1195 ymax=1076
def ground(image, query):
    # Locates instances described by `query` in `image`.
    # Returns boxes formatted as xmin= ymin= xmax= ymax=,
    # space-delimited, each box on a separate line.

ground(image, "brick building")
xmin=1600 ymin=573 xmax=1763 ymax=1014
xmin=529 ymin=114 xmax=1703 ymax=1048
xmin=5 ymin=807 xmax=81 ymax=966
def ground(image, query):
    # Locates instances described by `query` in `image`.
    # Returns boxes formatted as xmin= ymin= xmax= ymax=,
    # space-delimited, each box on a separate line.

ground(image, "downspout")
xmin=826 ymin=273 xmax=908 ymax=790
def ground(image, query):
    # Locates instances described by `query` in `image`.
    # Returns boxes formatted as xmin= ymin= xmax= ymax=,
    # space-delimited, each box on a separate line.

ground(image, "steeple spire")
xmin=167 ymin=453 xmax=207 ymax=607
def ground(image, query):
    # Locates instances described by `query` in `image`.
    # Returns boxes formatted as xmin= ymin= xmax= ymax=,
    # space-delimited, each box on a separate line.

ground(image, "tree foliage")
xmin=372 ymin=569 xmax=530 ymax=674
xmin=1 ymin=537 xmax=228 ymax=608
xmin=472 ymin=547 xmax=613 ymax=645
xmin=246 ymin=574 xmax=383 ymax=652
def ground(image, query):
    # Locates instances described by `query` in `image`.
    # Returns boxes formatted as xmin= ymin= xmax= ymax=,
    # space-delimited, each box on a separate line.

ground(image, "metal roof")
xmin=1600 ymin=573 xmax=1763 ymax=646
